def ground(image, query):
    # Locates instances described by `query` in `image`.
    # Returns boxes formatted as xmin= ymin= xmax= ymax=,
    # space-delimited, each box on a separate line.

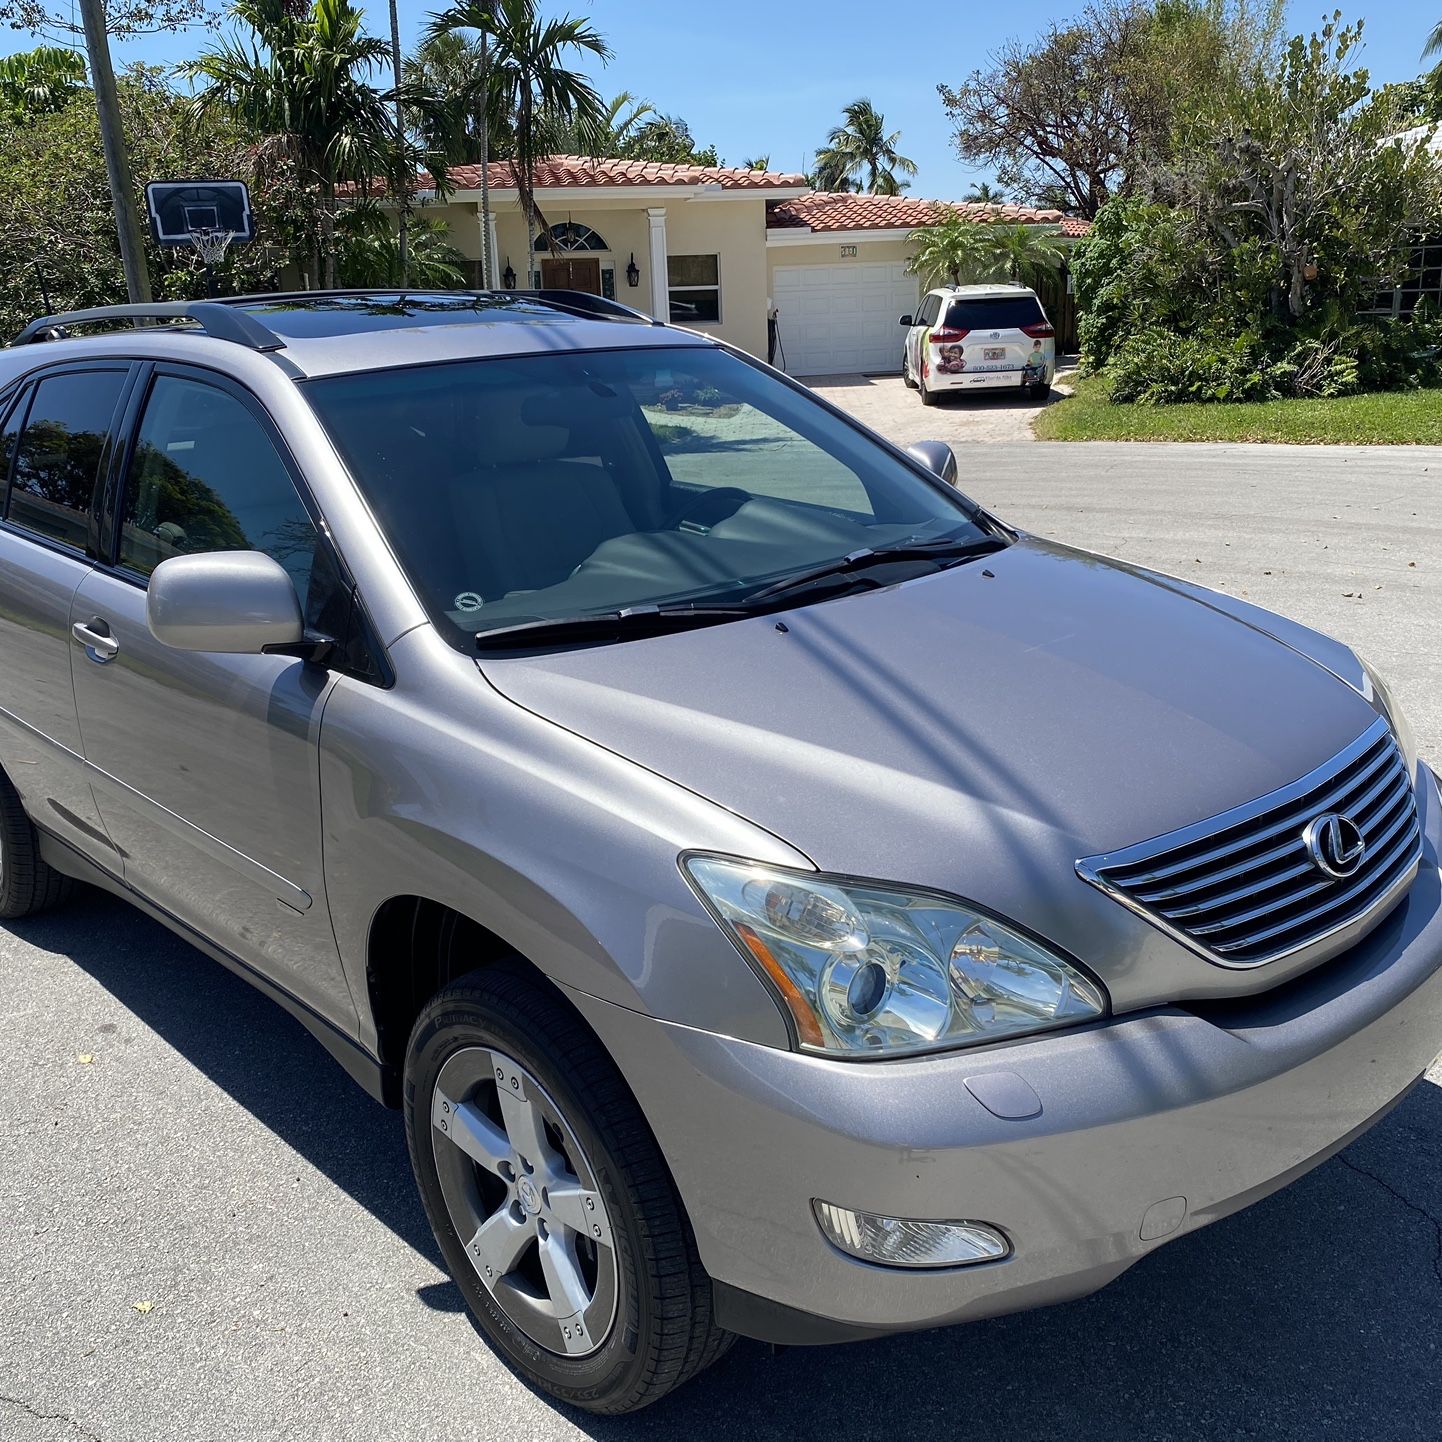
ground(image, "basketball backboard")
xmin=145 ymin=180 xmax=255 ymax=246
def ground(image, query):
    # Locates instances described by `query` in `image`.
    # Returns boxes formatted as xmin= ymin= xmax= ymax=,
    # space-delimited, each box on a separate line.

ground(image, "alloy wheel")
xmin=430 ymin=1046 xmax=618 ymax=1358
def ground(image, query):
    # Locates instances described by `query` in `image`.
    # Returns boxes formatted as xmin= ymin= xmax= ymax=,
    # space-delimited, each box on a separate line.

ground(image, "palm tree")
xmin=430 ymin=0 xmax=609 ymax=286
xmin=986 ymin=223 xmax=1065 ymax=284
xmin=963 ymin=180 xmax=1005 ymax=204
xmin=1425 ymin=21 xmax=1442 ymax=57
xmin=905 ymin=211 xmax=999 ymax=288
xmin=813 ymin=98 xmax=916 ymax=195
xmin=406 ymin=32 xmax=512 ymax=165
xmin=741 ymin=154 xmax=770 ymax=171
xmin=182 ymin=0 xmax=404 ymax=288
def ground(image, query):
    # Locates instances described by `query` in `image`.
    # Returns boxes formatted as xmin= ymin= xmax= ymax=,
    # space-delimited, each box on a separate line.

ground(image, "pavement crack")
xmin=1337 ymin=1154 xmax=1442 ymax=1288
xmin=0 ymin=1394 xmax=103 ymax=1442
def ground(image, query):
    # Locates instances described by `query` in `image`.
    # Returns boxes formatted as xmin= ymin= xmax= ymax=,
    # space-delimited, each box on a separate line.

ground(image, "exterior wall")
xmin=420 ymin=201 xmax=486 ymax=262
xmin=421 ymin=194 xmax=771 ymax=359
xmin=662 ymin=197 xmax=770 ymax=359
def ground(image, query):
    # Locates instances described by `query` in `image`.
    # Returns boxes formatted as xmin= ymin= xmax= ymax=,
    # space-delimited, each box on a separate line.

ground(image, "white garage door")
xmin=771 ymin=261 xmax=919 ymax=378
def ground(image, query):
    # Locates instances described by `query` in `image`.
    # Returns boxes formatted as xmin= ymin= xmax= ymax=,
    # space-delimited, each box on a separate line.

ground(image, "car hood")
xmin=482 ymin=538 xmax=1381 ymax=1006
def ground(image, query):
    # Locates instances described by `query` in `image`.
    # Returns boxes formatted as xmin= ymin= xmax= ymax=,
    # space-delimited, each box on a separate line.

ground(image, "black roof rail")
xmin=11 ymin=302 xmax=286 ymax=352
xmin=513 ymin=289 xmax=662 ymax=325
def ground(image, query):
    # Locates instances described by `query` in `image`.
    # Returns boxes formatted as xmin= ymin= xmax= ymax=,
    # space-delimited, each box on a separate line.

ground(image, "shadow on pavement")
xmin=18 ymin=890 xmax=1442 ymax=1440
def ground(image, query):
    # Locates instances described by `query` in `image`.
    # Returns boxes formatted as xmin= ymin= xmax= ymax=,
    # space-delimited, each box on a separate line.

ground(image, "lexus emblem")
xmin=1303 ymin=812 xmax=1365 ymax=880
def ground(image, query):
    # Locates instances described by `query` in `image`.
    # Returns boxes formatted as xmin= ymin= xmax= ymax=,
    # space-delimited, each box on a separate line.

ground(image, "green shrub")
xmin=1107 ymin=329 xmax=1282 ymax=405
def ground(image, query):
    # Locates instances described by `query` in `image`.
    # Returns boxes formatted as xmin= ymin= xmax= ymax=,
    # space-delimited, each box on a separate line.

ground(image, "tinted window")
xmin=306 ymin=346 xmax=989 ymax=645
xmin=0 ymin=389 xmax=23 ymax=497
xmin=944 ymin=296 xmax=1045 ymax=330
xmin=120 ymin=375 xmax=318 ymax=602
xmin=7 ymin=369 xmax=126 ymax=550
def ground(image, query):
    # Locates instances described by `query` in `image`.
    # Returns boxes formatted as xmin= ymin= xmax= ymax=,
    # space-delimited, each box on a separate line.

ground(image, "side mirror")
xmin=905 ymin=440 xmax=958 ymax=485
xmin=898 ymin=314 xmax=914 ymax=327
xmin=147 ymin=551 xmax=306 ymax=655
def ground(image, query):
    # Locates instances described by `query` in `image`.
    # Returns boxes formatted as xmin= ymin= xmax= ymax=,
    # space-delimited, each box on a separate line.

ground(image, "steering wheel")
xmin=663 ymin=486 xmax=751 ymax=533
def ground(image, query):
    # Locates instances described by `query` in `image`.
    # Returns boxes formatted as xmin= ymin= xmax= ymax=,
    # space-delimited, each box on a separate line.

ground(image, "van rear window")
xmin=944 ymin=297 xmax=1045 ymax=331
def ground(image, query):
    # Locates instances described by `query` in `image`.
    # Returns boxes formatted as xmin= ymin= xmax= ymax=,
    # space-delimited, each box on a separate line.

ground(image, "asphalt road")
xmin=3 ymin=442 xmax=1440 ymax=1442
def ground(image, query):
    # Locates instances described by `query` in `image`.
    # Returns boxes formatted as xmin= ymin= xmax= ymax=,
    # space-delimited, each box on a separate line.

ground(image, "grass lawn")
xmin=1034 ymin=374 xmax=1442 ymax=444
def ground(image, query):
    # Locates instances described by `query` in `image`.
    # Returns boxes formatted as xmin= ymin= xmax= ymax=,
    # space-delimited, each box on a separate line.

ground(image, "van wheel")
xmin=902 ymin=354 xmax=917 ymax=388
xmin=920 ymin=371 xmax=938 ymax=406
xmin=1028 ymin=382 xmax=1050 ymax=400
xmin=0 ymin=767 xmax=74 ymax=919
xmin=404 ymin=963 xmax=732 ymax=1414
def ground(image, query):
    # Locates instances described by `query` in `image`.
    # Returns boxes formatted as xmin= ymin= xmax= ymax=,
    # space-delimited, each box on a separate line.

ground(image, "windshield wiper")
xmin=475 ymin=603 xmax=754 ymax=650
xmin=742 ymin=535 xmax=1005 ymax=607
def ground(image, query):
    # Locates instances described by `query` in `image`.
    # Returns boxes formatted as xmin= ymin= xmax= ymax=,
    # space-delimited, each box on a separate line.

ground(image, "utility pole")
xmin=78 ymin=0 xmax=151 ymax=304
xmin=388 ymin=0 xmax=409 ymax=286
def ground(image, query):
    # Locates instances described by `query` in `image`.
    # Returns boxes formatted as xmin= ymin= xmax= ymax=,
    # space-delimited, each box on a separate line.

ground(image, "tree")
xmin=963 ymin=180 xmax=1006 ymax=203
xmin=987 ymin=222 xmax=1066 ymax=282
xmin=1158 ymin=14 xmax=1441 ymax=320
xmin=813 ymin=98 xmax=916 ymax=194
xmin=0 ymin=67 xmax=298 ymax=336
xmin=905 ymin=211 xmax=999 ymax=287
xmin=182 ymin=0 xmax=413 ymax=288
xmin=429 ymin=0 xmax=610 ymax=271
xmin=1426 ymin=20 xmax=1442 ymax=58
xmin=940 ymin=0 xmax=1285 ymax=217
xmin=0 ymin=45 xmax=87 ymax=124
xmin=741 ymin=154 xmax=770 ymax=171
xmin=405 ymin=30 xmax=513 ymax=165
xmin=0 ymin=0 xmax=210 ymax=40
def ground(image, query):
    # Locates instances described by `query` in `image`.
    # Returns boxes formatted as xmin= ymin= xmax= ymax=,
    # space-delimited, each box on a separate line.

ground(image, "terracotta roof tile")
xmin=433 ymin=155 xmax=808 ymax=191
xmin=766 ymin=192 xmax=1090 ymax=235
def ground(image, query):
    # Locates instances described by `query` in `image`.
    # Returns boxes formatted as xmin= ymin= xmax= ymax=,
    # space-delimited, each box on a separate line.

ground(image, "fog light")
xmin=813 ymin=1200 xmax=1009 ymax=1268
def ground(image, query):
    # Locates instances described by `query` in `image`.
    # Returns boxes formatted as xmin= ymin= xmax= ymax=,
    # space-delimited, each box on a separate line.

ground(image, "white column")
xmin=646 ymin=207 xmax=668 ymax=320
xmin=486 ymin=212 xmax=500 ymax=292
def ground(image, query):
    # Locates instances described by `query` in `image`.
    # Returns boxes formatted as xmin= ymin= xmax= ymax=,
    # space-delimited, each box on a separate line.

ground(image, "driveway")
xmin=804 ymin=368 xmax=1066 ymax=444
xmin=3 ymin=444 xmax=1441 ymax=1442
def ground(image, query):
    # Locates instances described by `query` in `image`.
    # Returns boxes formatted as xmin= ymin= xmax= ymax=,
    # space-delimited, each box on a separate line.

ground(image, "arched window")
xmin=533 ymin=222 xmax=610 ymax=253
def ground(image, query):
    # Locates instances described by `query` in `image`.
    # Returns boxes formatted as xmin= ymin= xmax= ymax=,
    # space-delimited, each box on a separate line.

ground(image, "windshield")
xmin=304 ymin=345 xmax=994 ymax=645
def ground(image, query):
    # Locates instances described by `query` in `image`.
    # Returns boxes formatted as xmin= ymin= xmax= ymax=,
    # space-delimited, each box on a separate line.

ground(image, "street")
xmin=3 ymin=441 xmax=1440 ymax=1442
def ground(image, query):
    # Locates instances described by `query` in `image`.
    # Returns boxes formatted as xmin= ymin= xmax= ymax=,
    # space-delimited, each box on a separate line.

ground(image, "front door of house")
xmin=540 ymin=257 xmax=602 ymax=294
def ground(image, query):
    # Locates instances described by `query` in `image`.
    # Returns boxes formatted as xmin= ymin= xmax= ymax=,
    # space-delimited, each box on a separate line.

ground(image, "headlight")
xmin=1357 ymin=653 xmax=1419 ymax=779
xmin=683 ymin=855 xmax=1106 ymax=1057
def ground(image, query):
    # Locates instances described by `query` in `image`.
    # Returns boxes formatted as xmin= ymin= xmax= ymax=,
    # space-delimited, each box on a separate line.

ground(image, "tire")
xmin=0 ymin=766 xmax=74 ymax=919
xmin=1028 ymin=382 xmax=1050 ymax=400
xmin=404 ymin=963 xmax=732 ymax=1414
xmin=920 ymin=370 xmax=938 ymax=406
xmin=902 ymin=351 xmax=917 ymax=388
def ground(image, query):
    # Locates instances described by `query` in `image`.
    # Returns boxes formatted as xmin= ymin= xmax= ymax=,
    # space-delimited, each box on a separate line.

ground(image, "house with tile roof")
xmin=413 ymin=156 xmax=1088 ymax=376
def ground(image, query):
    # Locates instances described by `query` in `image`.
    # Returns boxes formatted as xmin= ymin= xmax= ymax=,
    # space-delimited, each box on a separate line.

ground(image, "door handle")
xmin=71 ymin=618 xmax=119 ymax=663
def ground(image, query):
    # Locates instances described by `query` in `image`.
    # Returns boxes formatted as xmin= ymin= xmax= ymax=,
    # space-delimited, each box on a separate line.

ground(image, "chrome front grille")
xmin=1077 ymin=717 xmax=1421 ymax=967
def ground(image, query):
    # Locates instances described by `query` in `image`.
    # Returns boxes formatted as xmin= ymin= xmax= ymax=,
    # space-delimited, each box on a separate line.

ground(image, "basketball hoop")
xmin=189 ymin=226 xmax=234 ymax=298
xmin=146 ymin=181 xmax=254 ymax=299
xmin=189 ymin=226 xmax=234 ymax=267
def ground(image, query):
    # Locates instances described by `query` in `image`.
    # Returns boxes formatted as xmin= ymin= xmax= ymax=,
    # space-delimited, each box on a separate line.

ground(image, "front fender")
xmin=318 ymin=628 xmax=802 ymax=1058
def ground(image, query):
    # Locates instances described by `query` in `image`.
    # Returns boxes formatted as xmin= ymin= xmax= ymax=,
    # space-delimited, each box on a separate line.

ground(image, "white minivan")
xmin=901 ymin=283 xmax=1056 ymax=405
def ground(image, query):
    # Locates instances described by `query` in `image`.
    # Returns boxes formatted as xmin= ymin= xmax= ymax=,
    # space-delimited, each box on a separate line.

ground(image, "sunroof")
xmin=236 ymin=293 xmax=575 ymax=339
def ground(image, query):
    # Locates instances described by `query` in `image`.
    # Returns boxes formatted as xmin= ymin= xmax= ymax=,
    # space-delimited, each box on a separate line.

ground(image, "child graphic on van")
xmin=1022 ymin=339 xmax=1046 ymax=386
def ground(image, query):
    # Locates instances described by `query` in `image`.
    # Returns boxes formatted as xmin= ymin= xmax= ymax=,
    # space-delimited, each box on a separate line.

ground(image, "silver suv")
xmin=1 ymin=292 xmax=1439 ymax=1415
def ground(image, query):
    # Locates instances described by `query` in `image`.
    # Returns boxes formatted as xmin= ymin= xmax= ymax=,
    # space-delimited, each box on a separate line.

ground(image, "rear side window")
xmin=943 ymin=296 xmax=1045 ymax=331
xmin=119 ymin=374 xmax=319 ymax=603
xmin=6 ymin=368 xmax=127 ymax=551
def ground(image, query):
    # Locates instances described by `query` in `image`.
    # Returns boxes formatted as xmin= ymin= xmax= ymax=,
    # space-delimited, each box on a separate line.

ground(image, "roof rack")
xmin=11 ymin=302 xmax=285 ymax=352
xmin=513 ymin=290 xmax=662 ymax=325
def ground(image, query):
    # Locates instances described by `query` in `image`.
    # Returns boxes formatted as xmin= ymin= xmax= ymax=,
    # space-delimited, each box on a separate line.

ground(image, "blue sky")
xmin=10 ymin=1 xmax=1442 ymax=197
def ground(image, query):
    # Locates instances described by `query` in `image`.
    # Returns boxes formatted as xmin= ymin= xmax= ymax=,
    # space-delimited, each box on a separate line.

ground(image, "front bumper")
xmin=568 ymin=764 xmax=1442 ymax=1342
